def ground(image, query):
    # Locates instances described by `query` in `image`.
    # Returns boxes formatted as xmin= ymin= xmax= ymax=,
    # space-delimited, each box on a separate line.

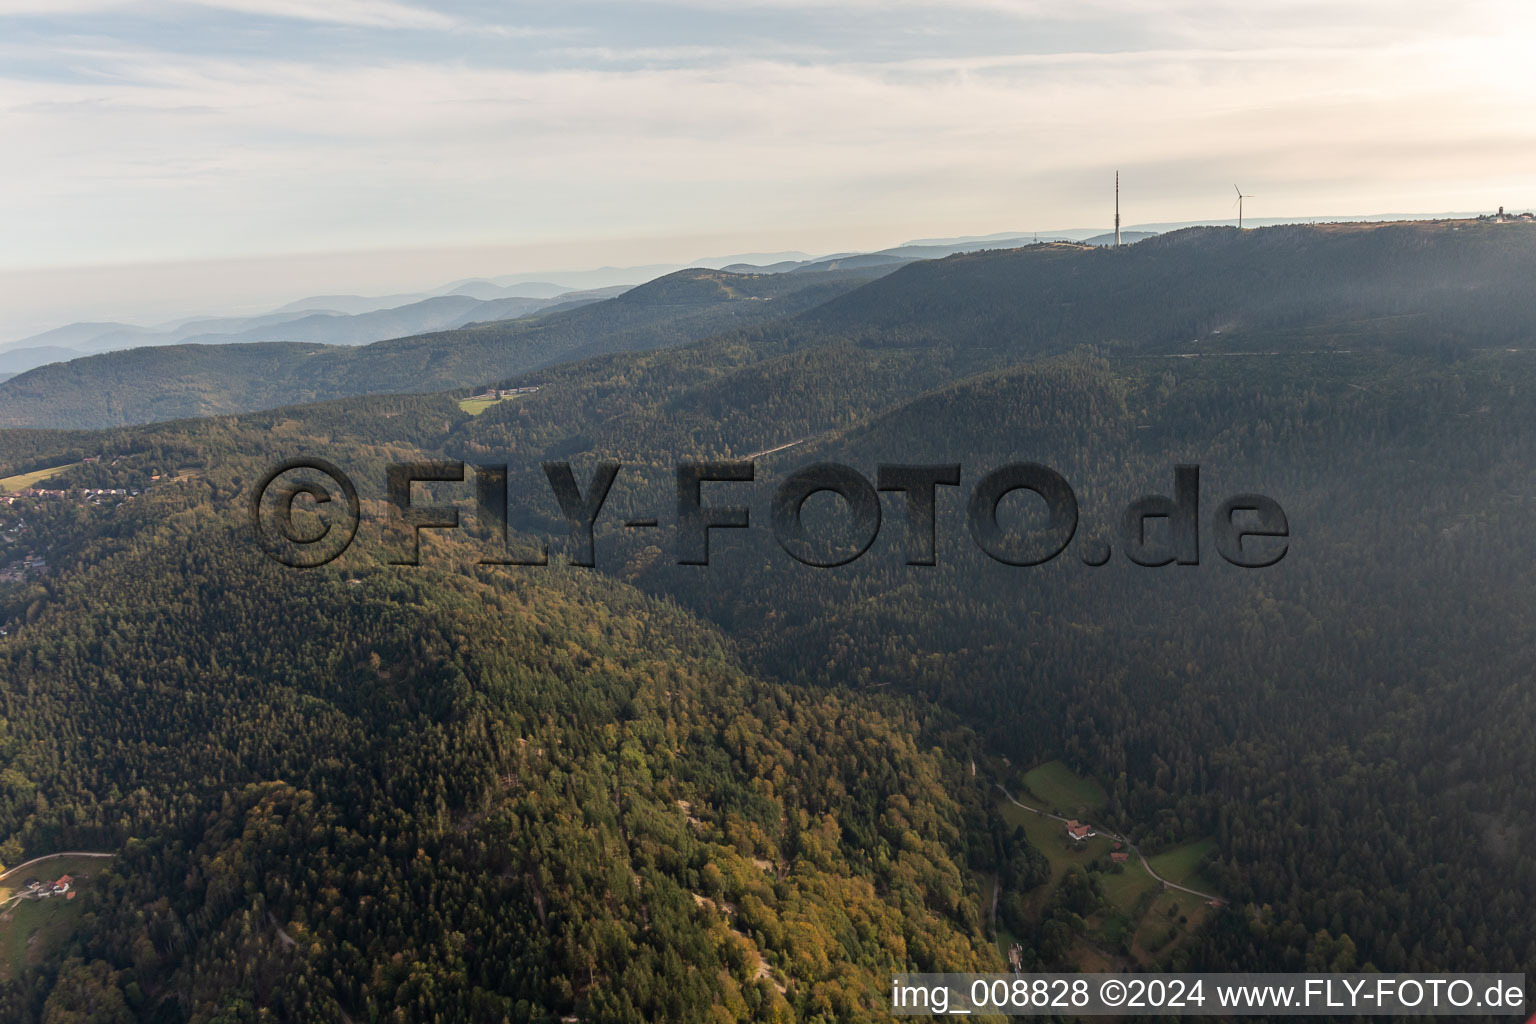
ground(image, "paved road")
xmin=994 ymin=783 xmax=1221 ymax=903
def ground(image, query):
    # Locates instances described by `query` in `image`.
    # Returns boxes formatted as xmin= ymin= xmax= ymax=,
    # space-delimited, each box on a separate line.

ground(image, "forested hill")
xmin=0 ymin=454 xmax=1001 ymax=1021
xmin=801 ymin=219 xmax=1536 ymax=358
xmin=11 ymin=220 xmax=1535 ymax=435
xmin=0 ymin=265 xmax=890 ymax=431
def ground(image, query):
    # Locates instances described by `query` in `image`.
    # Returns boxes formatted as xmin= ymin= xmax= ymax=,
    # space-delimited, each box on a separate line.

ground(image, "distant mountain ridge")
xmin=0 ymin=346 xmax=88 ymax=376
xmin=0 ymin=264 xmax=895 ymax=429
xmin=2 ymin=231 xmax=1184 ymax=372
xmin=9 ymin=209 xmax=1508 ymax=367
xmin=271 ymin=279 xmax=572 ymax=314
xmin=0 ymin=251 xmax=823 ymax=374
xmin=0 ymin=288 xmax=624 ymax=375
xmin=6 ymin=219 xmax=1534 ymax=432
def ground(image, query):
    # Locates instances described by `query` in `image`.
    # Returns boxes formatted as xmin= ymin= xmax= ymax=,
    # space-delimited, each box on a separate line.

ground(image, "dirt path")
xmin=994 ymin=784 xmax=1221 ymax=903
xmin=269 ymin=913 xmax=297 ymax=949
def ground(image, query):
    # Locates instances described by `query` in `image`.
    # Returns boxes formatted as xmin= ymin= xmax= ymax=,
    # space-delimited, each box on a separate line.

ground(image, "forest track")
xmin=743 ymin=437 xmax=811 ymax=459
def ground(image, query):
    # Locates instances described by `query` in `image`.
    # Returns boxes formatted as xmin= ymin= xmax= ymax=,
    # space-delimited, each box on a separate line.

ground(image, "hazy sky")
xmin=2 ymin=0 xmax=1534 ymax=337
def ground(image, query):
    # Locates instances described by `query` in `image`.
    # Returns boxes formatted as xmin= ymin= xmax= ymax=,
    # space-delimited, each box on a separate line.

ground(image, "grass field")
xmin=997 ymin=795 xmax=1112 ymax=886
xmin=0 ymin=463 xmax=80 ymax=493
xmin=1097 ymin=856 xmax=1160 ymax=913
xmin=0 ymin=895 xmax=84 ymax=980
xmin=1130 ymin=889 xmax=1212 ymax=961
xmin=0 ymin=854 xmax=113 ymax=979
xmin=1147 ymin=837 xmax=1218 ymax=887
xmin=457 ymin=394 xmax=521 ymax=416
xmin=1020 ymin=760 xmax=1108 ymax=816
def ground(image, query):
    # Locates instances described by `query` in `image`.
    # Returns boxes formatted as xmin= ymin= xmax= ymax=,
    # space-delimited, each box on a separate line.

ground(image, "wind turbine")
xmin=1234 ymin=184 xmax=1253 ymax=229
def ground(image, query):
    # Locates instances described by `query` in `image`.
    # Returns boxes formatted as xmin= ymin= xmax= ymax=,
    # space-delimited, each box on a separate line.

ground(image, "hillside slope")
xmin=0 ymin=458 xmax=1000 ymax=1021
xmin=0 ymin=266 xmax=890 ymax=430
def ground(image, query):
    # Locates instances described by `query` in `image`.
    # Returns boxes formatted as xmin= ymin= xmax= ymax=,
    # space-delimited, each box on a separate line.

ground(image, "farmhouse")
xmin=1065 ymin=819 xmax=1096 ymax=841
xmin=472 ymin=385 xmax=543 ymax=401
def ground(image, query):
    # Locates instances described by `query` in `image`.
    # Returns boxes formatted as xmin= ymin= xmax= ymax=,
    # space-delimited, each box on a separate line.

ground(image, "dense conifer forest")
xmin=1 ymin=221 xmax=1534 ymax=1019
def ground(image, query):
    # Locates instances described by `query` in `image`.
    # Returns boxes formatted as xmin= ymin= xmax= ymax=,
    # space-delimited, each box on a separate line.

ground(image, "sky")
xmin=2 ymin=0 xmax=1535 ymax=339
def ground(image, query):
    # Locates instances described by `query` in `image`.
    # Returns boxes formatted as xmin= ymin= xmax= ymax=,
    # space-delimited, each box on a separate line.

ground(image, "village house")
xmin=1065 ymin=819 xmax=1096 ymax=841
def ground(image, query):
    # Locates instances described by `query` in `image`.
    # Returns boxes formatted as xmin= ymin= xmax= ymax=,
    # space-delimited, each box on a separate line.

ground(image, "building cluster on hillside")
xmin=23 ymin=875 xmax=75 ymax=900
xmin=1479 ymin=207 xmax=1536 ymax=223
xmin=473 ymin=385 xmax=542 ymax=401
xmin=1065 ymin=819 xmax=1096 ymax=841
xmin=0 ymin=554 xmax=47 ymax=584
xmin=2 ymin=487 xmax=134 ymax=507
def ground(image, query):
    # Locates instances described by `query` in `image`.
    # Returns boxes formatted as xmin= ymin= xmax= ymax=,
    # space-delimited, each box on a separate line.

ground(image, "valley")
xmin=985 ymin=761 xmax=1221 ymax=973
xmin=0 ymin=220 xmax=1533 ymax=1018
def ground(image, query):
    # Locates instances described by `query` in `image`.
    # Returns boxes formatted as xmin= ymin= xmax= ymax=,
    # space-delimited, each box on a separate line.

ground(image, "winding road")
xmin=994 ymin=784 xmax=1222 ymax=903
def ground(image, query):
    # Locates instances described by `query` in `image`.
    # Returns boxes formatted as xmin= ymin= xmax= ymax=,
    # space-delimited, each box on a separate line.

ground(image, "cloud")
xmin=0 ymin=0 xmax=461 ymax=29
xmin=0 ymin=0 xmax=1532 ymax=281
